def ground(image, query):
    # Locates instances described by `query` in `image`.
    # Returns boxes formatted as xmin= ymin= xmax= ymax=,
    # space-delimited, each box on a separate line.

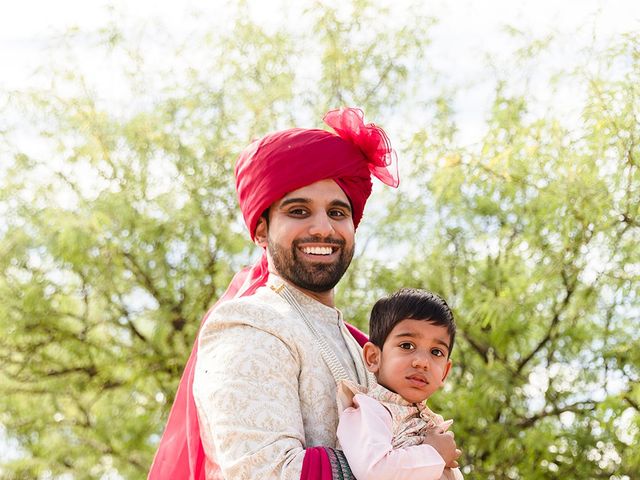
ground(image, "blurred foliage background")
xmin=0 ymin=1 xmax=638 ymax=478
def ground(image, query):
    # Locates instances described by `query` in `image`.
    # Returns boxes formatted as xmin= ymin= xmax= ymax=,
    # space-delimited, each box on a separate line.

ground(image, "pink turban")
xmin=236 ymin=107 xmax=399 ymax=237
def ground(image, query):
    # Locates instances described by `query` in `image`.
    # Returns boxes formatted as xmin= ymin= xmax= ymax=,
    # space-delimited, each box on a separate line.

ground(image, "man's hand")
xmin=422 ymin=430 xmax=462 ymax=468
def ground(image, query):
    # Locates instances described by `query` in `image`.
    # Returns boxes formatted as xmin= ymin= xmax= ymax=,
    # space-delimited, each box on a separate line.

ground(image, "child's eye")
xmin=399 ymin=343 xmax=415 ymax=350
xmin=431 ymin=348 xmax=444 ymax=357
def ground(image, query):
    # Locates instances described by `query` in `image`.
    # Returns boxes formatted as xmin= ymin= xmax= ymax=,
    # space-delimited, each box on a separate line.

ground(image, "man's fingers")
xmin=445 ymin=448 xmax=462 ymax=469
xmin=445 ymin=456 xmax=459 ymax=469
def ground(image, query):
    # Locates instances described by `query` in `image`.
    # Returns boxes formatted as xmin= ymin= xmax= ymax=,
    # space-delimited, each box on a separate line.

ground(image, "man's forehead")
xmin=276 ymin=179 xmax=350 ymax=205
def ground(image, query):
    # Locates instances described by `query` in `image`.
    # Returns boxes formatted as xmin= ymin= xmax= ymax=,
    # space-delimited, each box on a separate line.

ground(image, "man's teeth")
xmin=302 ymin=246 xmax=333 ymax=255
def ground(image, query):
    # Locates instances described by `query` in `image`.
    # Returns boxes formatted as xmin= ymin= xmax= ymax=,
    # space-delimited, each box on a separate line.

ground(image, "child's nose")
xmin=411 ymin=352 xmax=430 ymax=369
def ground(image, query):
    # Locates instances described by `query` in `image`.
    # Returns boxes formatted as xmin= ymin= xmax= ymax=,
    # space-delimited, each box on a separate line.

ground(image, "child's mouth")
xmin=407 ymin=375 xmax=428 ymax=387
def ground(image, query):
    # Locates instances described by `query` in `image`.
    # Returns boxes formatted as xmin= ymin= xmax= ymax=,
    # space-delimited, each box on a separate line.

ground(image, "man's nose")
xmin=308 ymin=213 xmax=335 ymax=237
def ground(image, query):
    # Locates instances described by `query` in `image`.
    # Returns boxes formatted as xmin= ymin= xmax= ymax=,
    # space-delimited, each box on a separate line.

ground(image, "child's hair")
xmin=368 ymin=288 xmax=456 ymax=356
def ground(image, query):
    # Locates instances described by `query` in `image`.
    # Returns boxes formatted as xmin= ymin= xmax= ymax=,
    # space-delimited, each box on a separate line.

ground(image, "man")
xmin=149 ymin=108 xmax=457 ymax=479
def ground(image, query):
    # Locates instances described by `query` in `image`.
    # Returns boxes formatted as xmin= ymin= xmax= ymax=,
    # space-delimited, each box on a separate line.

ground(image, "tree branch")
xmin=516 ymin=268 xmax=575 ymax=374
xmin=517 ymin=400 xmax=597 ymax=428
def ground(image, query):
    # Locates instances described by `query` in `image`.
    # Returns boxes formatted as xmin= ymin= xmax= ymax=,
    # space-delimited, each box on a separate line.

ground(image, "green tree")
xmin=343 ymin=35 xmax=640 ymax=479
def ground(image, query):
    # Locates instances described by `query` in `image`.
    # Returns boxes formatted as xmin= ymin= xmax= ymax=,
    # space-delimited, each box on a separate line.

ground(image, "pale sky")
xmin=2 ymin=0 xmax=639 ymax=147
xmin=2 ymin=0 xmax=639 ymax=91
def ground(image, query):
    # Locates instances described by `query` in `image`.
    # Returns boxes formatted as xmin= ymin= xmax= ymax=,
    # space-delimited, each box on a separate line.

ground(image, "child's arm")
xmin=337 ymin=394 xmax=448 ymax=480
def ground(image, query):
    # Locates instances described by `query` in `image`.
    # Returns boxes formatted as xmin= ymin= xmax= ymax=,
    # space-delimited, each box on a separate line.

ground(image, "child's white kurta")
xmin=337 ymin=381 xmax=464 ymax=480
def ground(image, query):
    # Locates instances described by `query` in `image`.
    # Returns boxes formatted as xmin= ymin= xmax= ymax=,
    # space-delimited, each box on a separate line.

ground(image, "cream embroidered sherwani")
xmin=193 ymin=275 xmax=370 ymax=479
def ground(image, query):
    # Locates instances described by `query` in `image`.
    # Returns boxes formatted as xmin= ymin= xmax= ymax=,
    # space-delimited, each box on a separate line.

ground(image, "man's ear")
xmin=362 ymin=342 xmax=382 ymax=374
xmin=254 ymin=217 xmax=268 ymax=248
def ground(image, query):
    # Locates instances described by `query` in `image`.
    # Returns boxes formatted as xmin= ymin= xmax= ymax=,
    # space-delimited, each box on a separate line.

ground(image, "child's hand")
xmin=422 ymin=430 xmax=462 ymax=468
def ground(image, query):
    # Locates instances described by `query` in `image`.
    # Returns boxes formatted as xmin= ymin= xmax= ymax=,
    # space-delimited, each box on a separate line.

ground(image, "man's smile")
xmin=300 ymin=245 xmax=337 ymax=255
xmin=294 ymin=237 xmax=344 ymax=260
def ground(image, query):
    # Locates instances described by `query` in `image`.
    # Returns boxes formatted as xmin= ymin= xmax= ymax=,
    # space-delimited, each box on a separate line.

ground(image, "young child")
xmin=337 ymin=288 xmax=463 ymax=480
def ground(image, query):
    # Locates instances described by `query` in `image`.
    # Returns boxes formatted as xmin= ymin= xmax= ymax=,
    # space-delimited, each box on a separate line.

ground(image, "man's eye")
xmin=399 ymin=343 xmax=414 ymax=350
xmin=329 ymin=209 xmax=347 ymax=218
xmin=288 ymin=208 xmax=308 ymax=216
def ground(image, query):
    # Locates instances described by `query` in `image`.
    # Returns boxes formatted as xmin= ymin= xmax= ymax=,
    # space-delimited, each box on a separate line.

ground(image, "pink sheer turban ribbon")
xmin=235 ymin=107 xmax=399 ymax=238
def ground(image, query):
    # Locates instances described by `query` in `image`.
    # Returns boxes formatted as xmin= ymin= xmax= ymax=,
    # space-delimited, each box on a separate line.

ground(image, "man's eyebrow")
xmin=330 ymin=200 xmax=352 ymax=212
xmin=278 ymin=197 xmax=311 ymax=208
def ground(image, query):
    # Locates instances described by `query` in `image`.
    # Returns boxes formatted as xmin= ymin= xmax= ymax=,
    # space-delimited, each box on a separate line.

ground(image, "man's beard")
xmin=267 ymin=236 xmax=354 ymax=293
